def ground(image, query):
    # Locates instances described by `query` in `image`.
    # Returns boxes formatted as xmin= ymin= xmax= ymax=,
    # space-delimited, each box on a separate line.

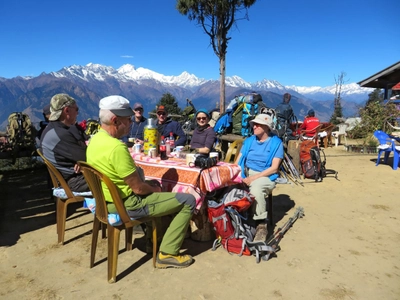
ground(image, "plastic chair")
xmin=319 ymin=123 xmax=335 ymax=148
xmin=224 ymin=139 xmax=244 ymax=163
xmin=391 ymin=140 xmax=400 ymax=170
xmin=373 ymin=130 xmax=392 ymax=167
xmin=299 ymin=124 xmax=323 ymax=147
xmin=332 ymin=124 xmax=348 ymax=147
xmin=37 ymin=149 xmax=89 ymax=245
xmin=78 ymin=161 xmax=157 ymax=283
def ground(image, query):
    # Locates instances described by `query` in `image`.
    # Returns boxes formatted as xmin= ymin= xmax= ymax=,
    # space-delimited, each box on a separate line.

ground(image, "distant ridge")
xmin=0 ymin=63 xmax=373 ymax=130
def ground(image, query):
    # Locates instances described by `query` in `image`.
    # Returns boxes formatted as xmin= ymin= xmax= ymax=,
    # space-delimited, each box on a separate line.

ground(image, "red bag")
xmin=300 ymin=140 xmax=320 ymax=179
xmin=207 ymin=188 xmax=255 ymax=256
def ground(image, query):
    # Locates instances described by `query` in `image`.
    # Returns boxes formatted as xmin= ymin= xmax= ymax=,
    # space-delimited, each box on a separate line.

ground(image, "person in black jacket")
xmin=156 ymin=105 xmax=187 ymax=146
xmin=40 ymin=93 xmax=89 ymax=192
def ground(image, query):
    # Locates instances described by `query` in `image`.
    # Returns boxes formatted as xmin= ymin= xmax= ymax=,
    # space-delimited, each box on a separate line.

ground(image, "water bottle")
xmin=165 ymin=136 xmax=171 ymax=156
xmin=159 ymin=136 xmax=167 ymax=160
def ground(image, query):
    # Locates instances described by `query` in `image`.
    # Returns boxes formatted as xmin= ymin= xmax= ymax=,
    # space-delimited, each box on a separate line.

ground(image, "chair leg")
xmin=384 ymin=152 xmax=390 ymax=165
xmin=376 ymin=151 xmax=382 ymax=166
xmin=90 ymin=216 xmax=101 ymax=268
xmin=393 ymin=153 xmax=399 ymax=170
xmin=151 ymin=219 xmax=157 ymax=268
xmin=125 ymin=227 xmax=133 ymax=251
xmin=267 ymin=192 xmax=273 ymax=226
xmin=107 ymin=226 xmax=121 ymax=284
xmin=101 ymin=223 xmax=107 ymax=239
xmin=57 ymin=199 xmax=68 ymax=245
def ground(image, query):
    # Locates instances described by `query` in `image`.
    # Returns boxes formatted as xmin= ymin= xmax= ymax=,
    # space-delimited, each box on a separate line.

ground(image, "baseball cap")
xmin=157 ymin=105 xmax=167 ymax=113
xmin=133 ymin=102 xmax=143 ymax=110
xmin=249 ymin=114 xmax=273 ymax=130
xmin=49 ymin=94 xmax=76 ymax=121
xmin=99 ymin=95 xmax=134 ymax=117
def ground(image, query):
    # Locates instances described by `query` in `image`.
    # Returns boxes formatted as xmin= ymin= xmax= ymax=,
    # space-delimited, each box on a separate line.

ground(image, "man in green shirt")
xmin=87 ymin=95 xmax=195 ymax=269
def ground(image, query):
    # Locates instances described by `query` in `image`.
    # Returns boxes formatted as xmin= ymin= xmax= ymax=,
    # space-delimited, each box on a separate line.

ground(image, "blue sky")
xmin=1 ymin=0 xmax=399 ymax=87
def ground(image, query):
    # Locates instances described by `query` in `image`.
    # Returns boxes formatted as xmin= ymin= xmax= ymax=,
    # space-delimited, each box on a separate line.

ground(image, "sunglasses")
xmin=252 ymin=123 xmax=263 ymax=127
xmin=134 ymin=108 xmax=143 ymax=112
xmin=157 ymin=112 xmax=166 ymax=116
xmin=197 ymin=117 xmax=207 ymax=121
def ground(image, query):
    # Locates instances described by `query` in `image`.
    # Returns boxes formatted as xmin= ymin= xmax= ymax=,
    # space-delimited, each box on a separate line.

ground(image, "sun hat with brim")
xmin=195 ymin=108 xmax=210 ymax=119
xmin=49 ymin=94 xmax=76 ymax=121
xmin=99 ymin=95 xmax=134 ymax=117
xmin=249 ymin=114 xmax=273 ymax=130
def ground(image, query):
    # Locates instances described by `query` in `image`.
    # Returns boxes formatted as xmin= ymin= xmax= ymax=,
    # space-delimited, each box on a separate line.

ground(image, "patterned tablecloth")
xmin=130 ymin=152 xmax=242 ymax=210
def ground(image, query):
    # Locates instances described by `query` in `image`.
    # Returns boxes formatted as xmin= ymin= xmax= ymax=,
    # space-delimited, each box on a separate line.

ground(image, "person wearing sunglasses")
xmin=235 ymin=114 xmax=284 ymax=243
xmin=155 ymin=105 xmax=187 ymax=146
xmin=40 ymin=93 xmax=89 ymax=192
xmin=127 ymin=102 xmax=147 ymax=145
xmin=190 ymin=108 xmax=216 ymax=154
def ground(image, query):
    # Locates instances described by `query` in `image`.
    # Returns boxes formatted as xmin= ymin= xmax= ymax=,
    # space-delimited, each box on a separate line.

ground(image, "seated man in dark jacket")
xmin=40 ymin=93 xmax=89 ymax=192
xmin=156 ymin=105 xmax=187 ymax=146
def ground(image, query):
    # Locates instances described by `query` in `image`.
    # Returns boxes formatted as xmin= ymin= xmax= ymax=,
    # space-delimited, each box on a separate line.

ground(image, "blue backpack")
xmin=214 ymin=93 xmax=267 ymax=137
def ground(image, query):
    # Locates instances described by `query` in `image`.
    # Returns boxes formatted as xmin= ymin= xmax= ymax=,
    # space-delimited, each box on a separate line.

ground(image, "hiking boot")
xmin=155 ymin=252 xmax=193 ymax=269
xmin=253 ymin=222 xmax=268 ymax=242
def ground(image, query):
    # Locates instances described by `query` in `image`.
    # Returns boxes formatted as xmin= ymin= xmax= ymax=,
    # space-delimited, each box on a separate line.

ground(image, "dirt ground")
xmin=1 ymin=145 xmax=399 ymax=300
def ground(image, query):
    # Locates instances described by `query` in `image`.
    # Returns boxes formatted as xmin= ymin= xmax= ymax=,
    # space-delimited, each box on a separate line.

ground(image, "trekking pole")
xmin=265 ymin=206 xmax=305 ymax=255
xmin=284 ymin=152 xmax=304 ymax=186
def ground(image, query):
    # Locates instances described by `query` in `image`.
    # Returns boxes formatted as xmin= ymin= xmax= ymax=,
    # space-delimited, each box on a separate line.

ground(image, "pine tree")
xmin=153 ymin=93 xmax=183 ymax=119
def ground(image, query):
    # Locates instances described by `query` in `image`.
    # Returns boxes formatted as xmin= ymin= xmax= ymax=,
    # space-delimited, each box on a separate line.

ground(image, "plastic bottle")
xmin=165 ymin=136 xmax=171 ymax=156
xmin=159 ymin=136 xmax=167 ymax=160
xmin=169 ymin=132 xmax=175 ymax=149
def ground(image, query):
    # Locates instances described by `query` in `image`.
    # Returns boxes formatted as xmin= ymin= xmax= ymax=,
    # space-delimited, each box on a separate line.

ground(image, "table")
xmin=130 ymin=152 xmax=243 ymax=210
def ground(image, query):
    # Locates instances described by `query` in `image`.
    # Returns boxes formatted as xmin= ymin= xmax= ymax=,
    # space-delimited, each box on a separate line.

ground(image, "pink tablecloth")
xmin=131 ymin=153 xmax=242 ymax=210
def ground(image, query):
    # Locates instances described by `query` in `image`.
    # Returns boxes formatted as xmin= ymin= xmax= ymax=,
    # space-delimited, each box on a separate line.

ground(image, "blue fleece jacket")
xmin=157 ymin=118 xmax=187 ymax=146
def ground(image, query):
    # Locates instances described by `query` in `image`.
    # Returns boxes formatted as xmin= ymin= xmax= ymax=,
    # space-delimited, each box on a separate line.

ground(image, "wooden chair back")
xmin=224 ymin=139 xmax=244 ymax=163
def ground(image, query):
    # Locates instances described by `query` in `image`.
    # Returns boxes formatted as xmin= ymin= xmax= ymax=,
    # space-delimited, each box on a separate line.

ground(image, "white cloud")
xmin=121 ymin=55 xmax=133 ymax=58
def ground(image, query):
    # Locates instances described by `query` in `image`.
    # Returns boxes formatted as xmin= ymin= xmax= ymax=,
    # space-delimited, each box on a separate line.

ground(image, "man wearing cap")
xmin=235 ymin=114 xmax=284 ymax=242
xmin=40 ymin=93 xmax=89 ymax=192
xmin=127 ymin=102 xmax=147 ymax=145
xmin=298 ymin=109 xmax=320 ymax=138
xmin=87 ymin=95 xmax=196 ymax=269
xmin=190 ymin=108 xmax=216 ymax=154
xmin=156 ymin=105 xmax=187 ymax=146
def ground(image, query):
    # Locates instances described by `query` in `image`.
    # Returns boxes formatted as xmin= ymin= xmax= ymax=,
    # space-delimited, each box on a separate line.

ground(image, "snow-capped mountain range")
xmin=0 ymin=63 xmax=374 ymax=129
xmin=51 ymin=63 xmax=372 ymax=102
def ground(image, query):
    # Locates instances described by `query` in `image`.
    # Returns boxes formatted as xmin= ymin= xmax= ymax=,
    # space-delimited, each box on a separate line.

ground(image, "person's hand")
xmin=135 ymin=138 xmax=144 ymax=145
xmin=242 ymin=177 xmax=252 ymax=186
xmin=74 ymin=164 xmax=81 ymax=174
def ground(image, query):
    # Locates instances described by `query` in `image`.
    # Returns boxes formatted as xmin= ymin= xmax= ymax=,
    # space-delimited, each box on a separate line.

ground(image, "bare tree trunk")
xmin=219 ymin=56 xmax=226 ymax=113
